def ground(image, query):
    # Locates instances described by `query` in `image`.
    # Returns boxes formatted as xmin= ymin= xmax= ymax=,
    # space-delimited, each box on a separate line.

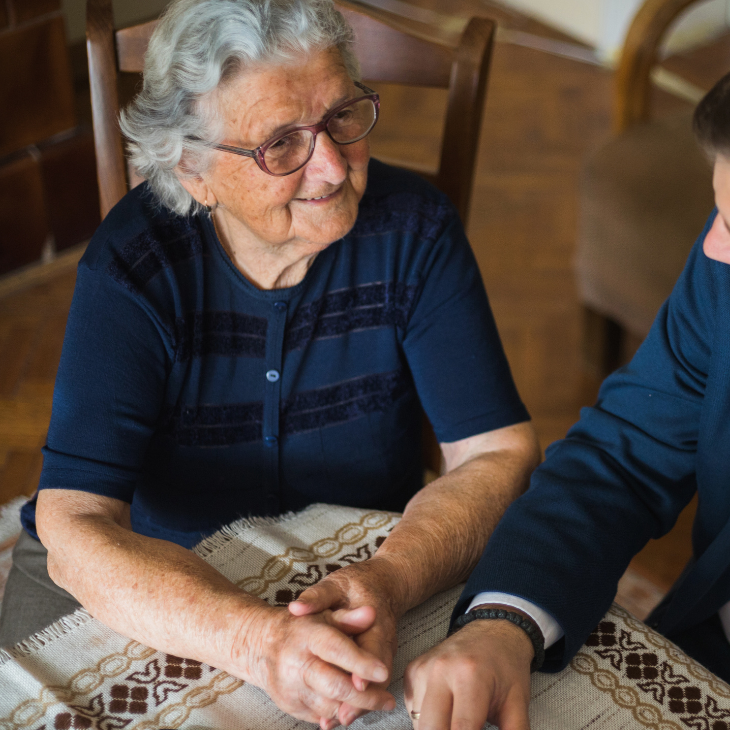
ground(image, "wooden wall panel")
xmin=0 ymin=16 xmax=75 ymax=157
xmin=40 ymin=131 xmax=100 ymax=251
xmin=9 ymin=0 xmax=60 ymax=24
xmin=0 ymin=153 xmax=49 ymax=276
xmin=0 ymin=2 xmax=8 ymax=30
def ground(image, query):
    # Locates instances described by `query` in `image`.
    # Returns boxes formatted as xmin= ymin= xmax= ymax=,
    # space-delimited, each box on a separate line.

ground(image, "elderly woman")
xmin=0 ymin=0 xmax=539 ymax=726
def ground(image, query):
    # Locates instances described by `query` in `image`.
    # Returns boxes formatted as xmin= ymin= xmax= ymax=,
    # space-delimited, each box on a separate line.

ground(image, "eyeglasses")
xmin=187 ymin=82 xmax=380 ymax=177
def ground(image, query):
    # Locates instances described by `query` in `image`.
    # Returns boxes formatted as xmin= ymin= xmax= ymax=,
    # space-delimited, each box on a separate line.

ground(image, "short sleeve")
xmin=403 ymin=216 xmax=529 ymax=442
xmin=37 ymin=263 xmax=172 ymax=502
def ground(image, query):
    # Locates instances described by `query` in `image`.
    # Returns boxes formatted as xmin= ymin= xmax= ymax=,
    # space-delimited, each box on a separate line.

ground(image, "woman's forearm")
xmin=36 ymin=490 xmax=267 ymax=678
xmin=371 ymin=422 xmax=541 ymax=617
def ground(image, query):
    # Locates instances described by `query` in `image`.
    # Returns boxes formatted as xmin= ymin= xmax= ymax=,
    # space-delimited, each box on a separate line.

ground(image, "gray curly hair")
xmin=119 ymin=0 xmax=360 ymax=215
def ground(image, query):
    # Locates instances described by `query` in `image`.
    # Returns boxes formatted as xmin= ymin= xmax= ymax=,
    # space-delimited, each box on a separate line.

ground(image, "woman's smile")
xmin=295 ymin=186 xmax=343 ymax=203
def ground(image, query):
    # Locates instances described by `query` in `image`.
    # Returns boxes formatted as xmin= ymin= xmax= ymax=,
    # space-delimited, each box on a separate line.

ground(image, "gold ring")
xmin=410 ymin=710 xmax=421 ymax=720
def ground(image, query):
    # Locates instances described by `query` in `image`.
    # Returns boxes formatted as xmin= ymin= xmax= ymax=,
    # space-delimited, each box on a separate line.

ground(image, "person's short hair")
xmin=693 ymin=70 xmax=730 ymax=160
xmin=120 ymin=0 xmax=360 ymax=215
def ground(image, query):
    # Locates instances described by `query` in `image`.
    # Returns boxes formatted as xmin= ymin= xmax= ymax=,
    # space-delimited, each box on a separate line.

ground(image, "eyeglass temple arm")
xmin=184 ymin=136 xmax=258 ymax=158
xmin=212 ymin=143 xmax=258 ymax=158
xmin=354 ymin=81 xmax=376 ymax=94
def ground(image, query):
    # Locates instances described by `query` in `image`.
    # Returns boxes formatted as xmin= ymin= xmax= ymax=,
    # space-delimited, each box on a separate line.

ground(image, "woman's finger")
xmin=338 ymin=701 xmax=366 ymax=727
xmin=290 ymin=581 xmax=344 ymax=615
xmin=302 ymin=656 xmax=395 ymax=711
xmin=330 ymin=606 xmax=377 ymax=634
xmin=351 ymin=623 xmax=393 ymax=669
xmin=309 ymin=625 xmax=390 ymax=684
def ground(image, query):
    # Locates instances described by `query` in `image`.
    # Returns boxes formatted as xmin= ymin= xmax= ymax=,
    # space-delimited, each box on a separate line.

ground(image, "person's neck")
xmin=212 ymin=210 xmax=322 ymax=290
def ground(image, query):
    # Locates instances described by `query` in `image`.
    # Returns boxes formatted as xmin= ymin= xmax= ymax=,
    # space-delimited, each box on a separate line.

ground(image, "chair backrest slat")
xmin=116 ymin=13 xmax=454 ymax=84
xmin=340 ymin=8 xmax=453 ymax=87
xmin=116 ymin=20 xmax=158 ymax=73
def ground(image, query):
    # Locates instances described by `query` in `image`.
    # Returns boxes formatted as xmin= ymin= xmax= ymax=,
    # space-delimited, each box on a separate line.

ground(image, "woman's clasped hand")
xmin=239 ymin=603 xmax=395 ymax=727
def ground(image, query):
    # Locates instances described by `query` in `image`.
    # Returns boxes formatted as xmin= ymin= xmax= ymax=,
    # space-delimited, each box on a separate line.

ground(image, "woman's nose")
xmin=304 ymin=131 xmax=348 ymax=184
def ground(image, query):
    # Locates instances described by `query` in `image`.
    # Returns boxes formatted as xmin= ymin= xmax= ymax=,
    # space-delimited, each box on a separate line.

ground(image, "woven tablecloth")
xmin=0 ymin=504 xmax=728 ymax=729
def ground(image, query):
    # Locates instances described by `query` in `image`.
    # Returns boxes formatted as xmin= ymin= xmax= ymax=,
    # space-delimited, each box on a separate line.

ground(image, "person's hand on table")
xmin=403 ymin=618 xmax=534 ymax=730
xmin=288 ymin=559 xmax=402 ymax=727
xmin=241 ymin=601 xmax=396 ymax=729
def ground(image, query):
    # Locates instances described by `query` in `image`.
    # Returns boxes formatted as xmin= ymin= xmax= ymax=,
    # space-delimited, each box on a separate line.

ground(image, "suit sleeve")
xmin=453 ymin=212 xmax=719 ymax=671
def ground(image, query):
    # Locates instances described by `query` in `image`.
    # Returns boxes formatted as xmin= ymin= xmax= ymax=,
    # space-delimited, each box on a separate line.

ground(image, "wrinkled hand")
xmin=240 ymin=603 xmax=395 ymax=728
xmin=404 ymin=619 xmax=533 ymax=730
xmin=289 ymin=560 xmax=401 ymax=727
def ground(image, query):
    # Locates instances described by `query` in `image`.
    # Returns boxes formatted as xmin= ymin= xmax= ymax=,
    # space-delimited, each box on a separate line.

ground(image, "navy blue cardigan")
xmin=455 ymin=211 xmax=730 ymax=671
xmin=23 ymin=160 xmax=529 ymax=549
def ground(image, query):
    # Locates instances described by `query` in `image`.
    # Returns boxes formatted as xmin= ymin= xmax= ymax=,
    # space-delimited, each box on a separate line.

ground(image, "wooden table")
xmin=0 ymin=504 xmax=727 ymax=729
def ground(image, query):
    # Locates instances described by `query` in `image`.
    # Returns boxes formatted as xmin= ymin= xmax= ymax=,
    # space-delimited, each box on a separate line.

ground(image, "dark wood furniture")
xmin=86 ymin=0 xmax=496 ymax=473
xmin=0 ymin=0 xmax=99 ymax=276
xmin=576 ymin=0 xmax=716 ymax=376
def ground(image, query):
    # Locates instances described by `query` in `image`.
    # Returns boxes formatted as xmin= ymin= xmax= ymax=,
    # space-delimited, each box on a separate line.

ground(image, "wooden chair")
xmin=86 ymin=0 xmax=496 ymax=474
xmin=576 ymin=0 xmax=716 ymax=376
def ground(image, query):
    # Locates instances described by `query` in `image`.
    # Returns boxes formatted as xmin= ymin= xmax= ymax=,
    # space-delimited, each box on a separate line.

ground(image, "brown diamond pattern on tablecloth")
xmin=53 ymin=714 xmax=91 ymax=730
xmin=109 ymin=684 xmax=148 ymax=714
xmin=575 ymin=604 xmax=730 ymax=729
xmin=163 ymin=655 xmax=202 ymax=680
xmin=585 ymin=621 xmax=617 ymax=647
xmin=667 ymin=685 xmax=702 ymax=714
xmin=626 ymin=651 xmax=659 ymax=680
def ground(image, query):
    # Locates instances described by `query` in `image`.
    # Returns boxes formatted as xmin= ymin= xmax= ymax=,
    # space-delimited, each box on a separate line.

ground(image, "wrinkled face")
xmin=703 ymin=155 xmax=730 ymax=263
xmin=199 ymin=48 xmax=369 ymax=253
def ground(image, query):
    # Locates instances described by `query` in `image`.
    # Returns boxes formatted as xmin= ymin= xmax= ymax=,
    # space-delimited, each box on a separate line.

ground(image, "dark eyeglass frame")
xmin=187 ymin=81 xmax=380 ymax=177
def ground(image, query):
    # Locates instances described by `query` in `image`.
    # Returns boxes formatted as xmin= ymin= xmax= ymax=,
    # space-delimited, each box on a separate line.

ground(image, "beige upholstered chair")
xmin=576 ymin=0 xmax=716 ymax=376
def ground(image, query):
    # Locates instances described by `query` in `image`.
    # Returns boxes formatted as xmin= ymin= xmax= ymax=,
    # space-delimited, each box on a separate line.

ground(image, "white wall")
xmin=498 ymin=0 xmax=603 ymax=47
xmin=500 ymin=0 xmax=730 ymax=62
xmin=62 ymin=0 xmax=169 ymax=43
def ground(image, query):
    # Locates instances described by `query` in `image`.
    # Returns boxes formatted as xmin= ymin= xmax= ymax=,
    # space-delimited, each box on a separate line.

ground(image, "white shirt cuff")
xmin=467 ymin=591 xmax=564 ymax=649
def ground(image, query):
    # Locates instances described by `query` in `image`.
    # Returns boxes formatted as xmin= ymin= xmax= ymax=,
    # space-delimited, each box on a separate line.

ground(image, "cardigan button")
xmin=266 ymin=369 xmax=280 ymax=382
xmin=264 ymin=436 xmax=278 ymax=447
xmin=274 ymin=301 xmax=287 ymax=311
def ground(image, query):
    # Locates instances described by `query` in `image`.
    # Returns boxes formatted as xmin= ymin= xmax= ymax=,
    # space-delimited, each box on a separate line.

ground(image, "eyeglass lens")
xmin=263 ymin=98 xmax=377 ymax=175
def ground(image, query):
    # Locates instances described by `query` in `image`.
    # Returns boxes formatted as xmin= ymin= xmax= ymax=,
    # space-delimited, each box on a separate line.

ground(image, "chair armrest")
xmin=614 ymin=0 xmax=700 ymax=133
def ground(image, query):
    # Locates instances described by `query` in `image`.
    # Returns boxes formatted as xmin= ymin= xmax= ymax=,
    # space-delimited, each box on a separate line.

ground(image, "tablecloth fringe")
xmin=192 ymin=507 xmax=307 ymax=558
xmin=0 ymin=608 xmax=92 ymax=666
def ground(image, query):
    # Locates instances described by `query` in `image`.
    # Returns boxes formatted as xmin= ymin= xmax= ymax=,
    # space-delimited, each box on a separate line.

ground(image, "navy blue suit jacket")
xmin=455 ymin=211 xmax=730 ymax=671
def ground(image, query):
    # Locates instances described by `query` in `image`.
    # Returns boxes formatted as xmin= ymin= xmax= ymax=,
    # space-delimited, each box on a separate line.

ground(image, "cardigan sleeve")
xmin=402 ymin=216 xmax=530 ymax=443
xmin=36 ymin=262 xmax=172 ymax=503
xmin=453 ymin=211 xmax=719 ymax=671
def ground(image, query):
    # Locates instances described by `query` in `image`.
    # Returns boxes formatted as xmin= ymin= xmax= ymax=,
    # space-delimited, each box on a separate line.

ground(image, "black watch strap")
xmin=450 ymin=607 xmax=546 ymax=672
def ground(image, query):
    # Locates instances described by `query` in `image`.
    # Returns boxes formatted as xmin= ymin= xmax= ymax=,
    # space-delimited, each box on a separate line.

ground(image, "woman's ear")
xmin=178 ymin=173 xmax=217 ymax=208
